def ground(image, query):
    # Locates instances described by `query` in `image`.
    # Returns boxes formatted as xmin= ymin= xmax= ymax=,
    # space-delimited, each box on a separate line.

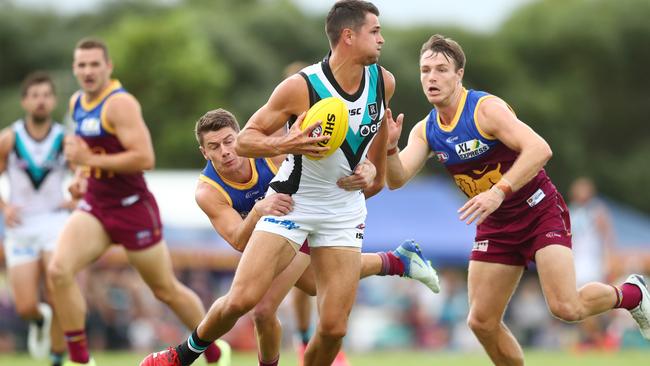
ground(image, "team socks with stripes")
xmin=176 ymin=329 xmax=211 ymax=365
xmin=613 ymin=283 xmax=642 ymax=310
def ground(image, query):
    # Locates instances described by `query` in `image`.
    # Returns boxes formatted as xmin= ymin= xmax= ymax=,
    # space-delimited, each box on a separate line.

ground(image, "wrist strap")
xmin=387 ymin=146 xmax=399 ymax=156
xmin=494 ymin=178 xmax=513 ymax=198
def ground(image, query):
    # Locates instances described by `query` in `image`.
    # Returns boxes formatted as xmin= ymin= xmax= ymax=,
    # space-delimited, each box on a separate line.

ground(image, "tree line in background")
xmin=1 ymin=0 xmax=649 ymax=212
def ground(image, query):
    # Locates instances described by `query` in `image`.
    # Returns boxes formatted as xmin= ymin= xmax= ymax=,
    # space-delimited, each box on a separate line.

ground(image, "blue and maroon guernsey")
xmin=71 ymin=80 xmax=150 ymax=208
xmin=199 ymin=158 xmax=278 ymax=218
xmin=424 ymin=88 xmax=556 ymax=218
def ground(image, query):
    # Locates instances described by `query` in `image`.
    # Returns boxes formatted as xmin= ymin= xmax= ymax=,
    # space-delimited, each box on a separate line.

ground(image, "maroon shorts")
xmin=81 ymin=191 xmax=163 ymax=250
xmin=470 ymin=192 xmax=572 ymax=267
xmin=299 ymin=239 xmax=310 ymax=254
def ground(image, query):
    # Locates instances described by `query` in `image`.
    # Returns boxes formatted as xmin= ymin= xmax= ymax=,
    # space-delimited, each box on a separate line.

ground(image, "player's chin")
xmin=32 ymin=112 xmax=50 ymax=121
xmin=366 ymin=55 xmax=380 ymax=65
xmin=426 ymin=95 xmax=442 ymax=105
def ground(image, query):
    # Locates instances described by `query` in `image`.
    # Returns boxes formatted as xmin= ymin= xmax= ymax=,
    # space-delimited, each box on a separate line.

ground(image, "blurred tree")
xmin=105 ymin=9 xmax=231 ymax=168
xmin=1 ymin=0 xmax=650 ymax=212
xmin=499 ymin=0 xmax=650 ymax=210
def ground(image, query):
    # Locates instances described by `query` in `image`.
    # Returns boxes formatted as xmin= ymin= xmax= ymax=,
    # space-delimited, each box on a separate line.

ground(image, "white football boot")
xmin=393 ymin=239 xmax=441 ymax=293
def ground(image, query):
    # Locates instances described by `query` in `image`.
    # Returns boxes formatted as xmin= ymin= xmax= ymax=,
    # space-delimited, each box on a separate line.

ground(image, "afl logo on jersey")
xmin=434 ymin=151 xmax=449 ymax=163
xmin=80 ymin=117 xmax=101 ymax=136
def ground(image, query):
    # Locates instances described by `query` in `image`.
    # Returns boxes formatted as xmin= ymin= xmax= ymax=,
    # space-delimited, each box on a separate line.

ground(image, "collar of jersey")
xmin=214 ymin=158 xmax=258 ymax=190
xmin=321 ymin=53 xmax=366 ymax=102
xmin=81 ymin=79 xmax=122 ymax=111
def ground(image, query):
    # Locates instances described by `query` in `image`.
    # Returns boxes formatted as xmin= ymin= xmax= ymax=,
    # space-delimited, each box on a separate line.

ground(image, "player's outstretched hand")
xmin=385 ymin=108 xmax=404 ymax=151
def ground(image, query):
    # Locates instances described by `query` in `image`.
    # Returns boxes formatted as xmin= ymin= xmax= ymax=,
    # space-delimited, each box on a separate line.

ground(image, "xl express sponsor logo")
xmin=455 ymin=139 xmax=489 ymax=160
xmin=80 ymin=117 xmax=102 ymax=136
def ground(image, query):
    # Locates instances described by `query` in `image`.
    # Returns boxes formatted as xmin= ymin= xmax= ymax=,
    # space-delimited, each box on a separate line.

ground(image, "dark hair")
xmin=420 ymin=34 xmax=466 ymax=71
xmin=326 ymin=0 xmax=379 ymax=46
xmin=195 ymin=109 xmax=240 ymax=145
xmin=21 ymin=71 xmax=55 ymax=97
xmin=75 ymin=37 xmax=110 ymax=61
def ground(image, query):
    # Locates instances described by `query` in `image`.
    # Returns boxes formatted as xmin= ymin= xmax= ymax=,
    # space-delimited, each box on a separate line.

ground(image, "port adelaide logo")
xmin=367 ymin=102 xmax=378 ymax=120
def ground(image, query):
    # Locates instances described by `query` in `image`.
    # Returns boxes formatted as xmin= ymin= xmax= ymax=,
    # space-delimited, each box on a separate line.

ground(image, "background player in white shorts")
xmin=0 ymin=71 xmax=71 ymax=366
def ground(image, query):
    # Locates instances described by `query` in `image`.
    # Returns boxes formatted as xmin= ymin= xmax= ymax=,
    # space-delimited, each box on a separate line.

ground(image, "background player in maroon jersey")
xmin=46 ymin=38 xmax=229 ymax=366
xmin=384 ymin=34 xmax=650 ymax=365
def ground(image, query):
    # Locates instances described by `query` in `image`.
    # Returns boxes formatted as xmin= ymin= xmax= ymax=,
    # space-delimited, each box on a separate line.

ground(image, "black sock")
xmin=176 ymin=329 xmax=211 ymax=365
xmin=34 ymin=317 xmax=44 ymax=328
xmin=300 ymin=329 xmax=311 ymax=346
xmin=50 ymin=351 xmax=65 ymax=366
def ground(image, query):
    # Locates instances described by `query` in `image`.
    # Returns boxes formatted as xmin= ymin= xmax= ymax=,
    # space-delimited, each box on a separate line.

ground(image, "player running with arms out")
xmin=384 ymin=34 xmax=650 ymax=365
xmin=0 ymin=71 xmax=69 ymax=365
xmin=190 ymin=109 xmax=438 ymax=366
xmin=45 ymin=38 xmax=230 ymax=366
xmin=140 ymin=2 xmax=438 ymax=366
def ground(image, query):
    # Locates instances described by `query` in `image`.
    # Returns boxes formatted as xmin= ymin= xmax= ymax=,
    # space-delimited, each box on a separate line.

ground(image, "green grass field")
xmin=1 ymin=350 xmax=648 ymax=366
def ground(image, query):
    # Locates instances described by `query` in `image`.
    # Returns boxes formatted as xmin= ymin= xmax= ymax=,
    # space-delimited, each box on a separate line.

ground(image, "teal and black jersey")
xmin=199 ymin=158 xmax=278 ymax=218
xmin=6 ymin=120 xmax=67 ymax=215
xmin=301 ymin=54 xmax=385 ymax=170
xmin=269 ymin=54 xmax=385 ymax=203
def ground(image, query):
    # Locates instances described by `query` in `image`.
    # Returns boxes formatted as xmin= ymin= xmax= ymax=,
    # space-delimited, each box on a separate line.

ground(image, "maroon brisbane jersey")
xmin=424 ymin=89 xmax=571 ymax=265
xmin=71 ymin=80 xmax=150 ymax=208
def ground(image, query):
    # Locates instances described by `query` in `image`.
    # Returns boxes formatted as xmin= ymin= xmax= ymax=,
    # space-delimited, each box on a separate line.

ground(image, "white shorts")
xmin=3 ymin=210 xmax=69 ymax=267
xmin=254 ymin=211 xmax=366 ymax=249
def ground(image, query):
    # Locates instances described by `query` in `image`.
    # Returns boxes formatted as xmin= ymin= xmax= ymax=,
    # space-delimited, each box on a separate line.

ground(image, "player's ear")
xmin=199 ymin=146 xmax=208 ymax=160
xmin=341 ymin=28 xmax=354 ymax=46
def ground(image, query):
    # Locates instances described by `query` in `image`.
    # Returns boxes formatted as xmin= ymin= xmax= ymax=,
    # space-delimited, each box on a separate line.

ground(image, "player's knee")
xmin=317 ymin=317 xmax=348 ymax=340
xmin=47 ymin=260 xmax=73 ymax=288
xmin=223 ymin=294 xmax=256 ymax=318
xmin=14 ymin=302 xmax=39 ymax=320
xmin=548 ymin=301 xmax=582 ymax=322
xmin=252 ymin=302 xmax=276 ymax=326
xmin=150 ymin=284 xmax=176 ymax=304
xmin=467 ymin=313 xmax=499 ymax=336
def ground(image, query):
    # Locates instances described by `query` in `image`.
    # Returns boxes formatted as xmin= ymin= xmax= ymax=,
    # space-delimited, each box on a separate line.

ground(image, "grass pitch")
xmin=0 ymin=349 xmax=648 ymax=365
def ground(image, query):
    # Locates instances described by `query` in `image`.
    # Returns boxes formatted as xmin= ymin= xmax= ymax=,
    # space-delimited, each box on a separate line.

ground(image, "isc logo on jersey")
xmin=455 ymin=139 xmax=489 ymax=160
xmin=80 ymin=117 xmax=102 ymax=136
